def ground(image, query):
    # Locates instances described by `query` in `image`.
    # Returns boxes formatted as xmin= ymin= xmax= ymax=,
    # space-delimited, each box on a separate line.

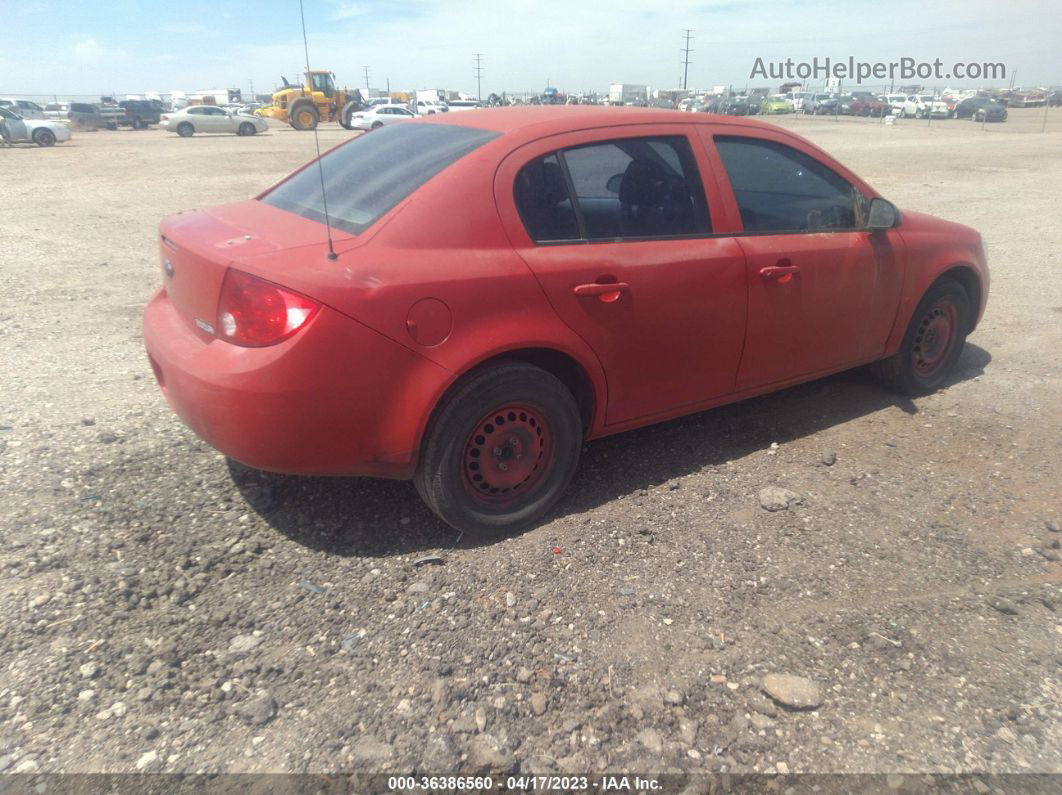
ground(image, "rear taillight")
xmin=216 ymin=269 xmax=320 ymax=347
xmin=161 ymin=114 xmax=169 ymax=121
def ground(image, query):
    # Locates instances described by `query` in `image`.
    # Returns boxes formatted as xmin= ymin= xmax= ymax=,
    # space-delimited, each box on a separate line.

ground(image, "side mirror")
xmin=867 ymin=197 xmax=899 ymax=230
xmin=606 ymin=174 xmax=623 ymax=194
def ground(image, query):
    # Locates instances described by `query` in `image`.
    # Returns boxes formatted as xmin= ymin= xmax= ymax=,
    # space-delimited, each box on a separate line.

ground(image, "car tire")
xmin=33 ymin=128 xmax=56 ymax=147
xmin=238 ymin=122 xmax=256 ymax=136
xmin=370 ymin=121 xmax=383 ymax=130
xmin=414 ymin=361 xmax=583 ymax=537
xmin=870 ymin=277 xmax=971 ymax=396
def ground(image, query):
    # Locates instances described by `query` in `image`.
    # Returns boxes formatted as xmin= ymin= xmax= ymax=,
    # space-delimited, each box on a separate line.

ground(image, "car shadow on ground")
xmin=231 ymin=343 xmax=991 ymax=557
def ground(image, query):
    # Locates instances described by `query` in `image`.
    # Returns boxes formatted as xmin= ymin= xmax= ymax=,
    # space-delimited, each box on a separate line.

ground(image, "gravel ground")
xmin=1 ymin=110 xmax=1060 ymax=778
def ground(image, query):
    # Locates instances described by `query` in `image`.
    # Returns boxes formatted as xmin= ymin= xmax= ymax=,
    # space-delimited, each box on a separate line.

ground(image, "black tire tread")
xmin=870 ymin=276 xmax=970 ymax=396
xmin=414 ymin=361 xmax=582 ymax=537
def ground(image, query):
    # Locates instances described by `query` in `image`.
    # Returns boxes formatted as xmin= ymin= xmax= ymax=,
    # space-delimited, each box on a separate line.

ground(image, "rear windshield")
xmin=262 ymin=123 xmax=499 ymax=235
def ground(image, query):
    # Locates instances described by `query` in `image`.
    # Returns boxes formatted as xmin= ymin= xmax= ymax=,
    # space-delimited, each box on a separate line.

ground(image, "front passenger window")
xmin=715 ymin=136 xmax=868 ymax=232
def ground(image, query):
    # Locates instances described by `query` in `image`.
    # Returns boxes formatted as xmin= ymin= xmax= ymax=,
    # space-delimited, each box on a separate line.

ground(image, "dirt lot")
xmin=1 ymin=109 xmax=1060 ymax=779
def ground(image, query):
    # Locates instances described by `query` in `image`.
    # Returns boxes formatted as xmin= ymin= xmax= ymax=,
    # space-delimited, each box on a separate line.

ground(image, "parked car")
xmin=118 ymin=99 xmax=162 ymax=129
xmin=1048 ymin=90 xmax=1062 ymax=108
xmin=44 ymin=102 xmax=105 ymax=129
xmin=972 ymin=102 xmax=1008 ymax=123
xmin=802 ymin=93 xmax=834 ymax=114
xmin=97 ymin=103 xmax=125 ymax=130
xmin=0 ymin=97 xmax=46 ymax=119
xmin=787 ymin=91 xmax=811 ymax=112
xmin=0 ymin=106 xmax=71 ymax=146
xmin=42 ymin=102 xmax=69 ymax=121
xmin=900 ymin=95 xmax=949 ymax=119
xmin=953 ymin=97 xmax=1008 ymax=122
xmin=412 ymin=99 xmax=447 ymax=115
xmin=142 ymin=108 xmax=989 ymax=536
xmin=347 ymin=104 xmax=416 ymax=131
xmin=850 ymin=96 xmax=890 ymax=117
xmin=812 ymin=96 xmax=843 ymax=115
xmin=447 ymin=100 xmax=484 ymax=112
xmin=760 ymin=95 xmax=792 ymax=114
xmin=161 ymin=106 xmax=268 ymax=136
xmin=882 ymin=94 xmax=907 ymax=115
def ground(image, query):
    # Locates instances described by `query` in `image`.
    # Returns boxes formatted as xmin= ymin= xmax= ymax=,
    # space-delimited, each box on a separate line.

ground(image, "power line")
xmin=362 ymin=65 xmax=371 ymax=93
xmin=681 ymin=29 xmax=694 ymax=90
xmin=473 ymin=53 xmax=484 ymax=100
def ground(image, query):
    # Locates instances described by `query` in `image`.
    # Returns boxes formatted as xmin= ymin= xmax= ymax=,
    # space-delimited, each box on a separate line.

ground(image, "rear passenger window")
xmin=514 ymin=154 xmax=580 ymax=242
xmin=715 ymin=136 xmax=867 ymax=232
xmin=563 ymin=137 xmax=710 ymax=239
xmin=514 ymin=136 xmax=710 ymax=243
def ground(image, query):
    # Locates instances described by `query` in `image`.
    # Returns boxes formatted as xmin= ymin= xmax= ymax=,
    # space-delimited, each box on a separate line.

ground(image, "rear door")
xmin=704 ymin=128 xmax=903 ymax=389
xmin=495 ymin=124 xmax=748 ymax=426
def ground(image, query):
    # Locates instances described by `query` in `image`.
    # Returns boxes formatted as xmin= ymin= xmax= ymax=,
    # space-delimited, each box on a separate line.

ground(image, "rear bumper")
xmin=142 ymin=288 xmax=453 ymax=478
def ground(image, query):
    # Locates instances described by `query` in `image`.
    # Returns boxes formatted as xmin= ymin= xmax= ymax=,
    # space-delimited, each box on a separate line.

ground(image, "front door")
xmin=496 ymin=126 xmax=748 ymax=426
xmin=705 ymin=130 xmax=898 ymax=390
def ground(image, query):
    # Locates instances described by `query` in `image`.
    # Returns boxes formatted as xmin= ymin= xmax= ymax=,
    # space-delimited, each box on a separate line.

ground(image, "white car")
xmin=882 ymin=94 xmax=907 ymax=115
xmin=900 ymin=94 xmax=949 ymax=119
xmin=446 ymin=100 xmax=484 ymax=112
xmin=161 ymin=106 xmax=268 ymax=137
xmin=0 ymin=106 xmax=71 ymax=146
xmin=348 ymin=104 xmax=416 ymax=131
xmin=0 ymin=97 xmax=46 ymax=120
xmin=412 ymin=99 xmax=447 ymax=115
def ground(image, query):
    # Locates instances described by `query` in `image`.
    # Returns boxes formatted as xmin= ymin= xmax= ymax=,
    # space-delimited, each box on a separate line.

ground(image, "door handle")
xmin=573 ymin=282 xmax=630 ymax=303
xmin=759 ymin=264 xmax=800 ymax=283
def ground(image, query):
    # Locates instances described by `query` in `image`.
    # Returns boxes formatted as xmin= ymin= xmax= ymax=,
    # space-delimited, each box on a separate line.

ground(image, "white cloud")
xmin=71 ymin=38 xmax=129 ymax=63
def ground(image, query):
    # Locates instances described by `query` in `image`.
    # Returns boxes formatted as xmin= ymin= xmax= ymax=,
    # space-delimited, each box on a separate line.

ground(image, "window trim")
xmin=712 ymin=133 xmax=870 ymax=235
xmin=515 ymin=133 xmax=714 ymax=246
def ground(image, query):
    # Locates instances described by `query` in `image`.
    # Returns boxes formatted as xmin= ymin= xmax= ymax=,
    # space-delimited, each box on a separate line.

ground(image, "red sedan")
xmin=143 ymin=107 xmax=989 ymax=535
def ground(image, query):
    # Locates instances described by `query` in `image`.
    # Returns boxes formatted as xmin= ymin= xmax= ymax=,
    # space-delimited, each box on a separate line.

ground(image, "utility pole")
xmin=362 ymin=66 xmax=371 ymax=94
xmin=681 ymin=29 xmax=694 ymax=90
xmin=249 ymin=79 xmax=254 ymax=101
xmin=473 ymin=53 xmax=484 ymax=100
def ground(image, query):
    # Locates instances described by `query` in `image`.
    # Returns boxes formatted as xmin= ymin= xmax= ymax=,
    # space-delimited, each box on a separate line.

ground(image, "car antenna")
xmin=298 ymin=0 xmax=338 ymax=261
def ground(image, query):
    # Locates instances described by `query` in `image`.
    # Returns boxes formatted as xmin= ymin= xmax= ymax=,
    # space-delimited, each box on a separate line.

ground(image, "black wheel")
xmin=370 ymin=120 xmax=383 ymax=130
xmin=339 ymin=100 xmax=362 ymax=129
xmin=870 ymin=277 xmax=971 ymax=396
xmin=176 ymin=122 xmax=194 ymax=137
xmin=414 ymin=361 xmax=583 ymax=537
xmin=289 ymin=102 xmax=319 ymax=131
xmin=238 ymin=122 xmax=256 ymax=136
xmin=33 ymin=128 xmax=56 ymax=147
xmin=130 ymin=116 xmax=143 ymax=130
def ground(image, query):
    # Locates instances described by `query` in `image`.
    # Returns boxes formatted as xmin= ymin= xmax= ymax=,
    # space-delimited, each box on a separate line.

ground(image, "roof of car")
xmin=424 ymin=105 xmax=779 ymax=138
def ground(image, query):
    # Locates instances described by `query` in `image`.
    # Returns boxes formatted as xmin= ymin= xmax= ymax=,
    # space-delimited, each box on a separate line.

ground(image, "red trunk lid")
xmin=157 ymin=200 xmax=347 ymax=336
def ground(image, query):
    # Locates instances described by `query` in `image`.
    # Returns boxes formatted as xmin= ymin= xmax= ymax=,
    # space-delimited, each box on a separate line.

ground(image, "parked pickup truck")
xmin=118 ymin=99 xmax=162 ymax=129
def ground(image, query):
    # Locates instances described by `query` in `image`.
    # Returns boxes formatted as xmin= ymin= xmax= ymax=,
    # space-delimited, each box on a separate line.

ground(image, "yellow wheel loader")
xmin=259 ymin=70 xmax=368 ymax=131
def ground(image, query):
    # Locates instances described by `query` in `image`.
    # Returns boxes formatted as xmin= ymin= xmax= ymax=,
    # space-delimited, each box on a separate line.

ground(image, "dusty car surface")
xmin=161 ymin=106 xmax=268 ymax=137
xmin=0 ymin=106 xmax=71 ymax=146
xmin=142 ymin=107 xmax=989 ymax=535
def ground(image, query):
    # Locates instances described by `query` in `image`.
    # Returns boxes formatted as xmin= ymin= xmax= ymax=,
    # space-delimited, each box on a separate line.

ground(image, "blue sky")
xmin=4 ymin=0 xmax=1059 ymax=99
